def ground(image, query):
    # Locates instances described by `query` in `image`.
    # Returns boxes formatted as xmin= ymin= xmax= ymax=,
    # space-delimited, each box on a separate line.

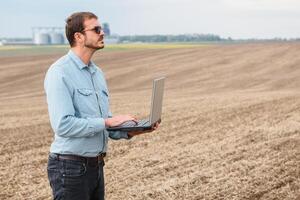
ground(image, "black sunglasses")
xmin=82 ymin=26 xmax=102 ymax=34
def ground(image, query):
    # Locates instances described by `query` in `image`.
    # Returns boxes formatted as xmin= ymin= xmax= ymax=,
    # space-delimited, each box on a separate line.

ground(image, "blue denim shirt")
xmin=44 ymin=50 xmax=129 ymax=157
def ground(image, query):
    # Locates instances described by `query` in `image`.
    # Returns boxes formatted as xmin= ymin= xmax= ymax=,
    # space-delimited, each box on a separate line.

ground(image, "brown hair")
xmin=65 ymin=12 xmax=98 ymax=47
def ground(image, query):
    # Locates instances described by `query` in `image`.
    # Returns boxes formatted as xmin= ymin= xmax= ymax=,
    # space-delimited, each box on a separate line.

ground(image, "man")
xmin=44 ymin=12 xmax=158 ymax=200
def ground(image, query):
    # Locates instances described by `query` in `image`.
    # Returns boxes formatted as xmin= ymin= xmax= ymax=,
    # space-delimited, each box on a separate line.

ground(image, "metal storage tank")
xmin=103 ymin=23 xmax=110 ymax=36
xmin=50 ymin=33 xmax=64 ymax=44
xmin=34 ymin=33 xmax=50 ymax=45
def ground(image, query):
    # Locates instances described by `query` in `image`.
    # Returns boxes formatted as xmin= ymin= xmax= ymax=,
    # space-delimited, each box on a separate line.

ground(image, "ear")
xmin=74 ymin=32 xmax=84 ymax=44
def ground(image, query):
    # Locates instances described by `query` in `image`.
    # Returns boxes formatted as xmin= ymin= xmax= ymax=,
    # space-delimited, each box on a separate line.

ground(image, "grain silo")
xmin=32 ymin=27 xmax=64 ymax=45
xmin=34 ymin=33 xmax=50 ymax=45
xmin=50 ymin=33 xmax=64 ymax=44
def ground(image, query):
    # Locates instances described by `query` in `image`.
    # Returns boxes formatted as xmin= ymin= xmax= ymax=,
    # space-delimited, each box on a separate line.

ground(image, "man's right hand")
xmin=104 ymin=115 xmax=137 ymax=127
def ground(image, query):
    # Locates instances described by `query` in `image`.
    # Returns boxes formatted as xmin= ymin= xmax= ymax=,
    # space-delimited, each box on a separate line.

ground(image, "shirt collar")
xmin=88 ymin=62 xmax=97 ymax=74
xmin=67 ymin=50 xmax=97 ymax=74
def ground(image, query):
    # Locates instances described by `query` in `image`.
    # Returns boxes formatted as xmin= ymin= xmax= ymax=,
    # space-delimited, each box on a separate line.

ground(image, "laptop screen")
xmin=149 ymin=77 xmax=165 ymax=124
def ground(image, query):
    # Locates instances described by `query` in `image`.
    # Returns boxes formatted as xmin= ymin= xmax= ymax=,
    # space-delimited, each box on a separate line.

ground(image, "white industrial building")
xmin=32 ymin=27 xmax=66 ymax=45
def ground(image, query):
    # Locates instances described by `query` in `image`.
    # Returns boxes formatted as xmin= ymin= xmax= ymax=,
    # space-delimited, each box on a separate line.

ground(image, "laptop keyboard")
xmin=121 ymin=119 xmax=149 ymax=127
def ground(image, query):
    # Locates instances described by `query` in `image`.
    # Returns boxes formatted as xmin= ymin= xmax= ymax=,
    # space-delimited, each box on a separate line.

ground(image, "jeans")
xmin=47 ymin=154 xmax=105 ymax=200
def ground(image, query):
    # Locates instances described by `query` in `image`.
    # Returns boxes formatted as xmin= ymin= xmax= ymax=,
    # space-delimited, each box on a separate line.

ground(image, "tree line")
xmin=118 ymin=34 xmax=223 ymax=43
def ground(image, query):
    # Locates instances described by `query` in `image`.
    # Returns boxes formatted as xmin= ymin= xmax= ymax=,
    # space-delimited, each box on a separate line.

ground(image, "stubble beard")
xmin=84 ymin=41 xmax=104 ymax=50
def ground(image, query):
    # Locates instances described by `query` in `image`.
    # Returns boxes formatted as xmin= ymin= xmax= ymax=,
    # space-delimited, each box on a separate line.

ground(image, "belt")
xmin=50 ymin=153 xmax=106 ymax=164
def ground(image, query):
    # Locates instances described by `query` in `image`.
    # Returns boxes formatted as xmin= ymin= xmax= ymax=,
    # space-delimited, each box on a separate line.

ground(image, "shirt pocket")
xmin=75 ymin=88 xmax=99 ymax=116
xmin=77 ymin=88 xmax=93 ymax=96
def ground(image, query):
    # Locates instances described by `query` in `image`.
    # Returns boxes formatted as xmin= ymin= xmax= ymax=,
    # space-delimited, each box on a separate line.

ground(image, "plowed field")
xmin=0 ymin=43 xmax=300 ymax=199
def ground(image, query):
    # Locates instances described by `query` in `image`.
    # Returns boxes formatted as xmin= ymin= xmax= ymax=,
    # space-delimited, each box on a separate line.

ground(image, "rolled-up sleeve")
xmin=45 ymin=67 xmax=105 ymax=138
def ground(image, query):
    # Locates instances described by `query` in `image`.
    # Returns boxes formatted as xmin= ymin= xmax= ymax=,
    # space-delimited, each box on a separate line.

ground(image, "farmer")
xmin=44 ymin=12 xmax=158 ymax=200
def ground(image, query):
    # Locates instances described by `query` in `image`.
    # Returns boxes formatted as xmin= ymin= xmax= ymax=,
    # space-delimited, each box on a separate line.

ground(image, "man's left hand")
xmin=127 ymin=122 xmax=159 ymax=137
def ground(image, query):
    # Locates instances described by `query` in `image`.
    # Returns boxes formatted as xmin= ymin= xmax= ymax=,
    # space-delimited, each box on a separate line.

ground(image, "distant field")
xmin=0 ymin=42 xmax=300 ymax=200
xmin=0 ymin=45 xmax=69 ymax=57
xmin=0 ymin=43 xmax=212 ymax=57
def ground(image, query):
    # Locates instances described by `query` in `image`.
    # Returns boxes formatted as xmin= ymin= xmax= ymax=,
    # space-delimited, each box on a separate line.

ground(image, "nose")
xmin=100 ymin=30 xmax=105 ymax=36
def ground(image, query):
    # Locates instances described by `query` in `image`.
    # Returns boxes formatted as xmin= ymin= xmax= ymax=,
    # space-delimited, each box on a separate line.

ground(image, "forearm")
xmin=51 ymin=115 xmax=105 ymax=138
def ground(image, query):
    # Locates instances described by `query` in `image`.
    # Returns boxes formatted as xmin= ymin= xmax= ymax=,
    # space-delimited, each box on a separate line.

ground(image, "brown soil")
xmin=0 ymin=43 xmax=300 ymax=199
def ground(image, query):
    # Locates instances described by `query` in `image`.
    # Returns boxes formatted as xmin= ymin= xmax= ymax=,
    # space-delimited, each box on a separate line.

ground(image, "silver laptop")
xmin=107 ymin=77 xmax=165 ymax=132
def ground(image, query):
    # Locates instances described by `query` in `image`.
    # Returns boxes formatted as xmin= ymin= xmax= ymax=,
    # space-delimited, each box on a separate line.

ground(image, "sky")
xmin=1 ymin=0 xmax=300 ymax=39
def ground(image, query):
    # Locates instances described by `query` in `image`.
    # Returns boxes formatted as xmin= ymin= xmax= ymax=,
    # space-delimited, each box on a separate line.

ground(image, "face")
xmin=81 ymin=18 xmax=105 ymax=50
